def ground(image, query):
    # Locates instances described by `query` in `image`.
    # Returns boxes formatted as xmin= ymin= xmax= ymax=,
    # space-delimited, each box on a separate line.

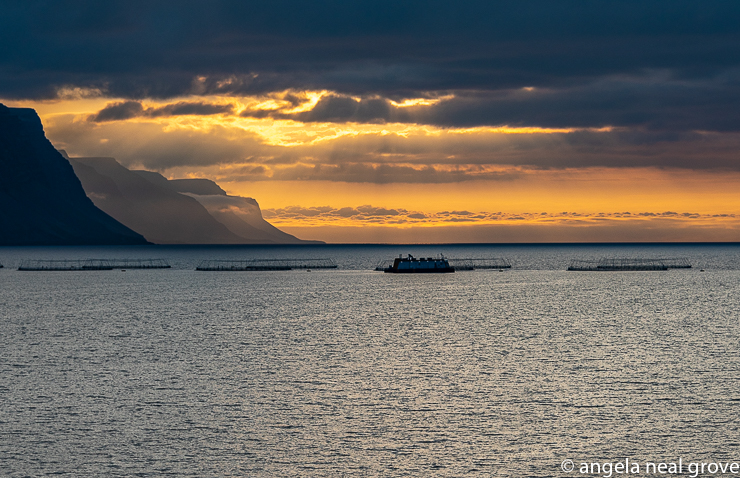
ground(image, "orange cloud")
xmin=262 ymin=205 xmax=737 ymax=228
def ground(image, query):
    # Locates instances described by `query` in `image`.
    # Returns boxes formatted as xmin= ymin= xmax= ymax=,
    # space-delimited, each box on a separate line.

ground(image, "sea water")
xmin=1 ymin=244 xmax=740 ymax=477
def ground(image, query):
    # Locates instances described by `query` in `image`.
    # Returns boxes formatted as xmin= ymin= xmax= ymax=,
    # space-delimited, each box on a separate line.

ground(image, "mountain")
xmin=68 ymin=156 xmax=251 ymax=244
xmin=0 ymin=104 xmax=148 ymax=245
xmin=132 ymin=171 xmax=227 ymax=196
xmin=131 ymin=171 xmax=312 ymax=244
xmin=67 ymin=156 xmax=317 ymax=244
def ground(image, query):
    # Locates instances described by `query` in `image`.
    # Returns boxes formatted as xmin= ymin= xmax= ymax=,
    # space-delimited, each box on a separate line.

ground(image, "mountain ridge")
xmin=67 ymin=155 xmax=320 ymax=244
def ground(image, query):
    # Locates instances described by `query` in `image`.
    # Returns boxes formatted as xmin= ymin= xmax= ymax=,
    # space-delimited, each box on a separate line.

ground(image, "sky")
xmin=3 ymin=0 xmax=740 ymax=243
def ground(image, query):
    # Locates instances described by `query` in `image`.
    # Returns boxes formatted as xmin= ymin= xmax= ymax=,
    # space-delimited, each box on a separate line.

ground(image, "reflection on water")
xmin=1 ymin=245 xmax=740 ymax=476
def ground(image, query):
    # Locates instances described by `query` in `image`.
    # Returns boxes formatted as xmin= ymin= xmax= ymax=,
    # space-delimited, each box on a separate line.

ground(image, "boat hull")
xmin=383 ymin=268 xmax=455 ymax=273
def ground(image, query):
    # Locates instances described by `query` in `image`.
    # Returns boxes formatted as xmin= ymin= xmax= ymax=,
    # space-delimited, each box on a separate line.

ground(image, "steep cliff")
xmin=0 ymin=105 xmax=148 ymax=245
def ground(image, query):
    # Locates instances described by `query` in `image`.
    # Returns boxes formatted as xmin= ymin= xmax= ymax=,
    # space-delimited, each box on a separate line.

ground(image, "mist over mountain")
xmin=184 ymin=192 xmax=307 ymax=244
xmin=0 ymin=104 xmax=147 ymax=245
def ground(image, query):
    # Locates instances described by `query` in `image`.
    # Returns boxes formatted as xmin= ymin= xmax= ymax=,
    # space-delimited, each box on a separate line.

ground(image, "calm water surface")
xmin=1 ymin=245 xmax=740 ymax=476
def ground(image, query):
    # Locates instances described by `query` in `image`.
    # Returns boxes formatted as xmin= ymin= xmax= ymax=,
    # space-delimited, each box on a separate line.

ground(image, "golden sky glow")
xmin=4 ymin=92 xmax=740 ymax=243
xmin=229 ymin=168 xmax=740 ymax=214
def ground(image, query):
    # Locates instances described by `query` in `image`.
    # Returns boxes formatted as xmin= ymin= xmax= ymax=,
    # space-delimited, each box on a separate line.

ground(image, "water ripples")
xmin=1 ymin=248 xmax=740 ymax=476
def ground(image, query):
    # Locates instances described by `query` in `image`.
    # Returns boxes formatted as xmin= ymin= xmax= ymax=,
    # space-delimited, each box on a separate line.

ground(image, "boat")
xmin=383 ymin=254 xmax=455 ymax=273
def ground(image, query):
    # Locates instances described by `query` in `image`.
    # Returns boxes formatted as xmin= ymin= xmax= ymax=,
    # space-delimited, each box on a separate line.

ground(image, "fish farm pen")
xmin=17 ymin=259 xmax=171 ymax=271
xmin=105 ymin=259 xmax=171 ymax=269
xmin=374 ymin=257 xmax=511 ymax=271
xmin=567 ymin=258 xmax=692 ymax=271
xmin=196 ymin=259 xmax=338 ymax=271
xmin=449 ymin=257 xmax=512 ymax=270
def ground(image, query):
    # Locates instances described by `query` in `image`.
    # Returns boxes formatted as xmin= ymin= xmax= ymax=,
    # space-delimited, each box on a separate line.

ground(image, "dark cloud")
xmin=2 ymin=1 xmax=740 ymax=134
xmin=294 ymin=95 xmax=398 ymax=123
xmin=240 ymin=93 xmax=409 ymax=123
xmin=254 ymin=163 xmax=522 ymax=184
xmin=417 ymin=75 xmax=740 ymax=131
xmin=89 ymin=101 xmax=234 ymax=122
xmin=148 ymin=101 xmax=234 ymax=117
xmin=235 ymin=74 xmax=740 ymax=132
xmin=209 ymin=162 xmax=523 ymax=184
xmin=89 ymin=101 xmax=144 ymax=122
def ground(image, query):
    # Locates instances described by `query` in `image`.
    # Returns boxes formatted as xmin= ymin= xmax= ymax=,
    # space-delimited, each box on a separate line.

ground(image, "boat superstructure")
xmin=383 ymin=254 xmax=455 ymax=273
